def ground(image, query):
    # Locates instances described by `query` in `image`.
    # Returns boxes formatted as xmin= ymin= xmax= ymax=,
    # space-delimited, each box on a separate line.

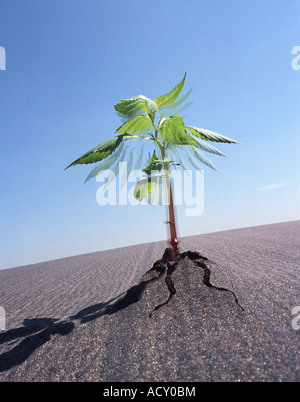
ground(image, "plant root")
xmin=149 ymin=261 xmax=177 ymax=318
xmin=149 ymin=248 xmax=244 ymax=317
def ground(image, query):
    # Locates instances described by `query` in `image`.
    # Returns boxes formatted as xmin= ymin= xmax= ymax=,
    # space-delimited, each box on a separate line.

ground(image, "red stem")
xmin=168 ymin=180 xmax=179 ymax=261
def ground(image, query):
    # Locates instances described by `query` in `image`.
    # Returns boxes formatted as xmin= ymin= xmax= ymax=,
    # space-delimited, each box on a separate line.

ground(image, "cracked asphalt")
xmin=0 ymin=221 xmax=299 ymax=381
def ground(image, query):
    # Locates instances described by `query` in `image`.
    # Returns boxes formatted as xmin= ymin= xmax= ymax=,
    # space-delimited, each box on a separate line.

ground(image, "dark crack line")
xmin=183 ymin=251 xmax=244 ymax=312
xmin=149 ymin=265 xmax=177 ymax=317
xmin=203 ymin=275 xmax=244 ymax=311
xmin=149 ymin=293 xmax=173 ymax=318
xmin=149 ymin=249 xmax=244 ymax=317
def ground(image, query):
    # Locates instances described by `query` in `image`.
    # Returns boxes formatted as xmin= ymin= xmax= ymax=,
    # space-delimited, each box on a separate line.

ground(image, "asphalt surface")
xmin=0 ymin=221 xmax=299 ymax=381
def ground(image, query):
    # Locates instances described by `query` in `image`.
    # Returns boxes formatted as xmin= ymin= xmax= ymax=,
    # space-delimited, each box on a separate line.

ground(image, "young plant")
xmin=65 ymin=73 xmax=240 ymax=260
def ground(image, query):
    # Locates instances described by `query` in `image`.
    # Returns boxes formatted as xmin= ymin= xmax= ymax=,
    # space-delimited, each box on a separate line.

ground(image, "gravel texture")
xmin=0 ymin=221 xmax=299 ymax=382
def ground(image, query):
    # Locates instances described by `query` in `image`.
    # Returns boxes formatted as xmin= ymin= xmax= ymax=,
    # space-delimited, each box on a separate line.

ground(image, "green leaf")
xmin=188 ymin=145 xmax=217 ymax=171
xmin=134 ymin=178 xmax=158 ymax=201
xmin=146 ymin=178 xmax=160 ymax=205
xmin=162 ymin=101 xmax=193 ymax=118
xmin=115 ymin=114 xmax=153 ymax=135
xmin=186 ymin=126 xmax=240 ymax=144
xmin=183 ymin=148 xmax=204 ymax=171
xmin=65 ymin=135 xmax=126 ymax=169
xmin=114 ymin=95 xmax=158 ymax=118
xmin=84 ymin=140 xmax=126 ymax=182
xmin=160 ymin=89 xmax=192 ymax=111
xmin=154 ymin=73 xmax=187 ymax=108
xmin=169 ymin=146 xmax=190 ymax=171
xmin=102 ymin=146 xmax=127 ymax=191
xmin=194 ymin=137 xmax=227 ymax=157
xmin=159 ymin=115 xmax=197 ymax=146
xmin=142 ymin=151 xmax=163 ymax=175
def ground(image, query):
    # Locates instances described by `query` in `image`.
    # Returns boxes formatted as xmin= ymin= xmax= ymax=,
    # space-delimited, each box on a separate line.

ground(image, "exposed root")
xmin=149 ymin=248 xmax=244 ymax=317
xmin=149 ymin=261 xmax=177 ymax=318
xmin=181 ymin=251 xmax=244 ymax=311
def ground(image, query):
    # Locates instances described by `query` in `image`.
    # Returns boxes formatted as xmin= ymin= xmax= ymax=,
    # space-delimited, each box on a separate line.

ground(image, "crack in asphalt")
xmin=150 ymin=248 xmax=244 ymax=317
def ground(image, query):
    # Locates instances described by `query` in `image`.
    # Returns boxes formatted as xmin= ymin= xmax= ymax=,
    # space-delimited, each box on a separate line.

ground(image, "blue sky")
xmin=0 ymin=0 xmax=299 ymax=269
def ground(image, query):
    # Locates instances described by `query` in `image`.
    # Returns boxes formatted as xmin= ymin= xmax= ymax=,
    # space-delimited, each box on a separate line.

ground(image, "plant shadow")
xmin=71 ymin=264 xmax=165 ymax=323
xmin=0 ymin=318 xmax=74 ymax=372
xmin=0 ymin=262 xmax=166 ymax=373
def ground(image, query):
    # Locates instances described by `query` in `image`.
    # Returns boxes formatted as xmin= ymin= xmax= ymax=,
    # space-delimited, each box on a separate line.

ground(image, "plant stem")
xmin=167 ymin=177 xmax=179 ymax=260
xmin=161 ymin=150 xmax=179 ymax=261
xmin=152 ymin=117 xmax=179 ymax=260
